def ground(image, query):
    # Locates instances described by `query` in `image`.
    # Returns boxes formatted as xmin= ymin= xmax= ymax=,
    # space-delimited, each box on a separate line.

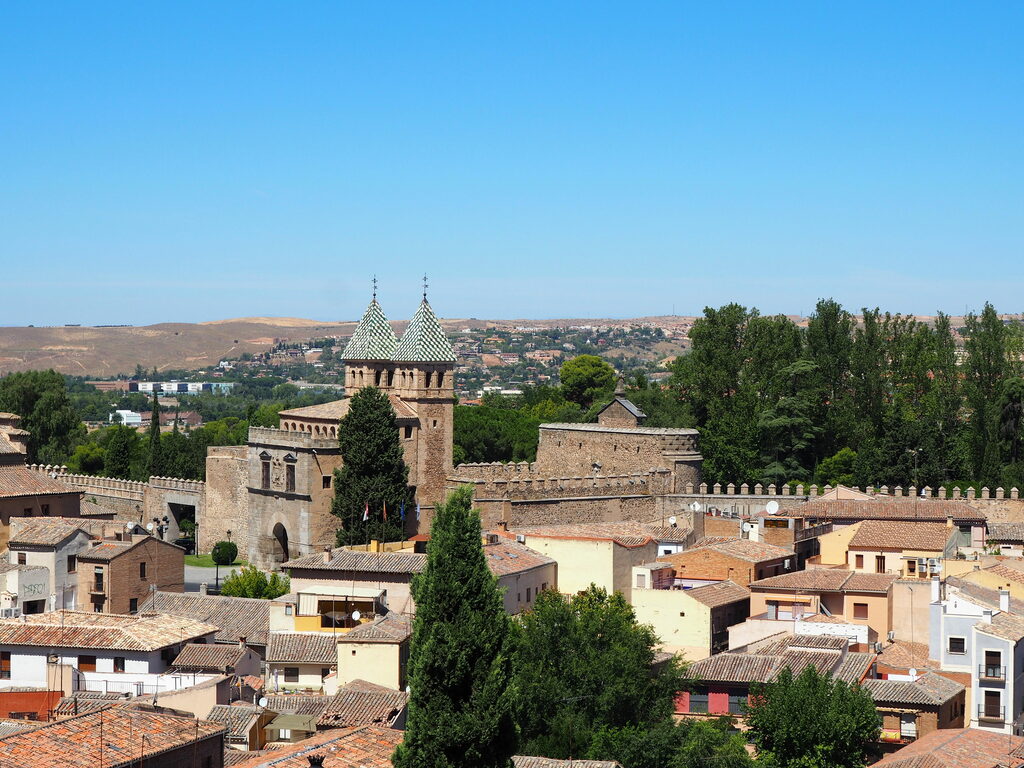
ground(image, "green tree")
xmin=219 ymin=565 xmax=289 ymax=599
xmin=513 ymin=585 xmax=688 ymax=759
xmin=331 ymin=387 xmax=411 ymax=545
xmin=745 ymin=665 xmax=879 ymax=768
xmin=586 ymin=719 xmax=753 ymax=768
xmin=0 ymin=370 xmax=85 ymax=463
xmin=146 ymin=391 xmax=163 ymax=477
xmin=963 ymin=303 xmax=1010 ymax=485
xmin=560 ymin=355 xmax=616 ymax=409
xmin=392 ymin=486 xmax=517 ymax=768
xmin=211 ymin=540 xmax=238 ymax=565
xmin=103 ymin=425 xmax=135 ymax=479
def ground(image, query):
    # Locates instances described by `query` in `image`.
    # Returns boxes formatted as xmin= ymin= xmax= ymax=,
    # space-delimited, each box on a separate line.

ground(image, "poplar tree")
xmin=392 ymin=486 xmax=517 ymax=768
xmin=146 ymin=391 xmax=163 ymax=477
xmin=331 ymin=386 xmax=411 ymax=545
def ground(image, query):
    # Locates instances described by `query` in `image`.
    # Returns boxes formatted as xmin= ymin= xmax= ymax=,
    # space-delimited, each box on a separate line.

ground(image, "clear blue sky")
xmin=2 ymin=3 xmax=1022 ymax=326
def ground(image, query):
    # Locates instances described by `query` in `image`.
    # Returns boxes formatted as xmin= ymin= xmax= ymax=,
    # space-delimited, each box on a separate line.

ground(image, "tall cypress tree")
xmin=104 ymin=425 xmax=134 ymax=479
xmin=392 ymin=486 xmax=517 ymax=768
xmin=331 ymin=386 xmax=411 ymax=545
xmin=146 ymin=391 xmax=163 ymax=477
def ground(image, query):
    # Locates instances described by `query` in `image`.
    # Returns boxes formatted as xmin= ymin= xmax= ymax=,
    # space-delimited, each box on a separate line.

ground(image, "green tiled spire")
xmin=394 ymin=298 xmax=456 ymax=363
xmin=341 ymin=298 xmax=398 ymax=361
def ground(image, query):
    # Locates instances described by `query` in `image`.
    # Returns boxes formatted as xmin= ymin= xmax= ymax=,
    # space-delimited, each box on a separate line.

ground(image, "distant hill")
xmin=0 ymin=316 xmax=489 ymax=378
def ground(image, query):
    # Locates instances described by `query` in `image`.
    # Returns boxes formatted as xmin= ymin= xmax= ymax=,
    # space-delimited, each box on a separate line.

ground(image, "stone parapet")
xmin=449 ymin=467 xmax=673 ymax=500
xmin=247 ymin=426 xmax=338 ymax=451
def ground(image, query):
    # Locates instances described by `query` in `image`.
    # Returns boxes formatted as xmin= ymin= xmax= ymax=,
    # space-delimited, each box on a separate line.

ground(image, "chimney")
xmin=946 ymin=516 xmax=954 ymax=529
xmin=307 ymin=756 xmax=326 ymax=768
xmin=930 ymin=575 xmax=941 ymax=604
xmin=982 ymin=609 xmax=993 ymax=624
xmin=497 ymin=520 xmax=509 ymax=532
xmin=238 ymin=636 xmax=247 ymax=649
xmin=322 ymin=546 xmax=332 ymax=564
xmin=1000 ymin=589 xmax=1010 ymax=613
xmin=199 ymin=582 xmax=208 ymax=596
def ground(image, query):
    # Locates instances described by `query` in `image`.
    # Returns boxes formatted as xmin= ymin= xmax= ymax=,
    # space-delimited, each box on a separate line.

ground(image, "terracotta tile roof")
xmin=749 ymin=569 xmax=898 ymax=594
xmin=758 ymin=634 xmax=850 ymax=653
xmin=280 ymin=395 xmax=430 ymax=423
xmin=139 ymin=591 xmax=270 ymax=646
xmin=847 ymin=521 xmax=955 ymax=552
xmin=873 ymin=725 xmax=1024 ymax=767
xmin=172 ymin=642 xmax=248 ymax=671
xmin=206 ymin=704 xmax=262 ymax=739
xmin=0 ymin=610 xmax=217 ymax=651
xmin=0 ymin=720 xmax=40 ymax=738
xmin=679 ymin=537 xmax=794 ymax=563
xmin=983 ymin=561 xmax=1024 ymax=585
xmin=685 ymin=580 xmax=750 ymax=608
xmin=0 ymin=705 xmax=226 ymax=768
xmin=509 ymin=522 xmax=660 ymax=548
xmin=793 ymin=499 xmax=984 ymax=523
xmin=285 ymin=548 xmax=426 ymax=574
xmin=484 ymin=538 xmax=556 ymax=576
xmin=8 ymin=519 xmax=84 ymax=547
xmin=864 ymin=672 xmax=964 ymax=706
xmin=75 ymin=540 xmax=136 ymax=561
xmin=690 ymin=652 xmax=782 ymax=683
xmin=876 ymin=641 xmax=938 ymax=671
xmin=318 ymin=679 xmax=409 ymax=728
xmin=267 ymin=632 xmax=338 ymax=664
xmin=833 ymin=651 xmax=876 ymax=684
xmin=52 ymin=693 xmax=128 ymax=717
xmin=264 ymin=695 xmax=332 ymax=718
xmin=227 ymin=724 xmax=402 ymax=768
xmin=0 ymin=464 xmax=79 ymax=499
xmin=986 ymin=522 xmax=1024 ymax=542
xmin=225 ymin=750 xmax=267 ymax=766
xmin=975 ymin=610 xmax=1024 ymax=641
xmin=337 ymin=613 xmax=412 ymax=645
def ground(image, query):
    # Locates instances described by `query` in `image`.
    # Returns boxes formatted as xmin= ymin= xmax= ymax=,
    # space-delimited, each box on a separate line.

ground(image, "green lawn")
xmin=184 ymin=554 xmax=248 ymax=568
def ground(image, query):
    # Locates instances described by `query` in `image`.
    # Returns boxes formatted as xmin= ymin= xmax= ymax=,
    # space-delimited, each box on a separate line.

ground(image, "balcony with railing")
xmin=977 ymin=705 xmax=1005 ymax=723
xmin=979 ymin=664 xmax=1006 ymax=681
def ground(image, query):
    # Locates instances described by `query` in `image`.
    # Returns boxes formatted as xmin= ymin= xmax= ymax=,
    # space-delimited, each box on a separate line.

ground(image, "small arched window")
xmin=437 ymin=371 xmax=444 ymax=388
xmin=425 ymin=371 xmax=433 ymax=388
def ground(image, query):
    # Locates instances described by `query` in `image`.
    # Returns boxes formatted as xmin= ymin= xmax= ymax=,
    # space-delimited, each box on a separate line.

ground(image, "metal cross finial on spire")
xmin=372 ymin=275 xmax=378 ymax=301
xmin=422 ymin=274 xmax=429 ymax=301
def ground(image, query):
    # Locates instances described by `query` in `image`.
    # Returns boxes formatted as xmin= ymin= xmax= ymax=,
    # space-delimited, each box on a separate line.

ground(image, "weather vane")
xmin=422 ymin=274 xmax=429 ymax=300
xmin=372 ymin=275 xmax=378 ymax=300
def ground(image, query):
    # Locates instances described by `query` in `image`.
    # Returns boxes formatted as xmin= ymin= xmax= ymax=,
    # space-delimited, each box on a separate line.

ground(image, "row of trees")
xmin=673 ymin=300 xmax=1024 ymax=489
xmin=394 ymin=486 xmax=880 ymax=768
xmin=454 ymin=302 xmax=1024 ymax=491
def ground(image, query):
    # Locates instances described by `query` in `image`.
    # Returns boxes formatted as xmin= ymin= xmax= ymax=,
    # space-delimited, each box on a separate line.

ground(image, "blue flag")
xmin=399 ymin=501 xmax=406 ymax=521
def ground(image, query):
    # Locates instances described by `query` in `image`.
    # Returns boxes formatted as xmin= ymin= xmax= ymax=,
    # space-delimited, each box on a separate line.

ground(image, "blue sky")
xmin=2 ymin=3 xmax=1022 ymax=325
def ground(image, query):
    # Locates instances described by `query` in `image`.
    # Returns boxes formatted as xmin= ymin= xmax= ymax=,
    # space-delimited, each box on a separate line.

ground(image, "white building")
xmin=0 ymin=562 xmax=50 ymax=617
xmin=0 ymin=610 xmax=218 ymax=694
xmin=8 ymin=519 xmax=95 ymax=611
xmin=109 ymin=410 xmax=142 ymax=426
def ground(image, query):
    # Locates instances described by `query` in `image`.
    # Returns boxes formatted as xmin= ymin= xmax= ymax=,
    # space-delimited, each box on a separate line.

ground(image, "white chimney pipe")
xmin=930 ymin=575 xmax=941 ymax=604
xmin=1000 ymin=589 xmax=1010 ymax=613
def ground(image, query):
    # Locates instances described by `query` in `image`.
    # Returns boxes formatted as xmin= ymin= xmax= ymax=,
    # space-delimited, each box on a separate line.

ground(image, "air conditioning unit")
xmin=515 ymin=534 xmax=526 ymax=544
xmin=887 ymin=630 xmax=896 ymax=642
xmin=928 ymin=559 xmax=941 ymax=574
xmin=917 ymin=558 xmax=927 ymax=569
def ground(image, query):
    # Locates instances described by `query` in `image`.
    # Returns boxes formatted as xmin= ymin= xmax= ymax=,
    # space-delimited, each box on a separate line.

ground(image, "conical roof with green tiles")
xmin=341 ymin=298 xmax=398 ymax=361
xmin=393 ymin=299 xmax=456 ymax=363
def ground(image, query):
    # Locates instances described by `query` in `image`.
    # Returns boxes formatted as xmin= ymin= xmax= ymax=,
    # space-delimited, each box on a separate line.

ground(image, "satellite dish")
xmin=351 ymin=610 xmax=361 ymax=622
xmin=741 ymin=522 xmax=754 ymax=533
xmin=690 ymin=501 xmax=702 ymax=513
xmin=146 ymin=522 xmax=155 ymax=531
xmin=667 ymin=516 xmax=677 ymax=527
xmin=765 ymin=501 xmax=780 ymax=515
xmin=257 ymin=696 xmax=268 ymax=708
xmin=125 ymin=522 xmax=134 ymax=531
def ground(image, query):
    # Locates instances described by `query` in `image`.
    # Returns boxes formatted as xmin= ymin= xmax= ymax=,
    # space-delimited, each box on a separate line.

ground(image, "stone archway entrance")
xmin=272 ymin=522 xmax=289 ymax=565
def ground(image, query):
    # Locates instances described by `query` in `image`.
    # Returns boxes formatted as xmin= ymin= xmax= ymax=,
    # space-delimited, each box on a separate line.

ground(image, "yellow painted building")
xmin=629 ymin=564 xmax=750 ymax=660
xmin=336 ymin=613 xmax=412 ymax=690
xmin=814 ymin=520 xmax=957 ymax=579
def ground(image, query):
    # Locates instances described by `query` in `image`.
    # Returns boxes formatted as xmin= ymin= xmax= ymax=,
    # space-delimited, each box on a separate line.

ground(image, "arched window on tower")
xmin=425 ymin=371 xmax=433 ymax=388
xmin=375 ymin=369 xmax=383 ymax=387
xmin=387 ymin=368 xmax=395 ymax=387
xmin=437 ymin=371 xmax=444 ymax=388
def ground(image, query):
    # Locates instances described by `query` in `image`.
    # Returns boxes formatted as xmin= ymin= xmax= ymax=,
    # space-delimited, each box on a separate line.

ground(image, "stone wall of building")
xmin=202 ymin=446 xmax=250 ymax=555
